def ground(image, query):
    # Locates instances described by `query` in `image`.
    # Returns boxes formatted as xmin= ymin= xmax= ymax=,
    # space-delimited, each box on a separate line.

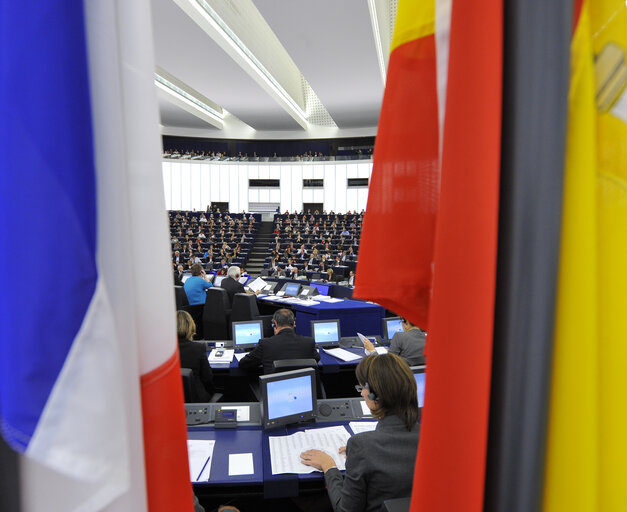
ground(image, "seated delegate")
xmin=177 ymin=310 xmax=216 ymax=401
xmin=238 ymin=308 xmax=319 ymax=374
xmin=364 ymin=317 xmax=426 ymax=366
xmin=183 ymin=263 xmax=213 ymax=305
xmin=300 ymin=353 xmax=419 ymax=512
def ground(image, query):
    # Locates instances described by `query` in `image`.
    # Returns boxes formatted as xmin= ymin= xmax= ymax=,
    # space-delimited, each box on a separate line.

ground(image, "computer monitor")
xmin=231 ymin=320 xmax=263 ymax=350
xmin=311 ymin=319 xmax=341 ymax=347
xmin=214 ymin=275 xmax=225 ymax=287
xmin=284 ymin=282 xmax=301 ymax=297
xmin=238 ymin=275 xmax=250 ymax=285
xmin=311 ymin=283 xmax=330 ymax=296
xmin=298 ymin=285 xmax=319 ymax=298
xmin=382 ymin=316 xmax=404 ymax=342
xmin=259 ymin=368 xmax=317 ymax=429
xmin=181 ymin=274 xmax=191 ymax=283
xmin=410 ymin=365 xmax=426 ymax=408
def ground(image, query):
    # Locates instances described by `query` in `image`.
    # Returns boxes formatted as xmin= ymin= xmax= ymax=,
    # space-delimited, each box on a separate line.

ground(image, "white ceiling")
xmin=150 ymin=0 xmax=395 ymax=140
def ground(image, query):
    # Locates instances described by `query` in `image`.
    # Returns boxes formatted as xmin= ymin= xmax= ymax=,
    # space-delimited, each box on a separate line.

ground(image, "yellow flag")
xmin=544 ymin=1 xmax=627 ymax=510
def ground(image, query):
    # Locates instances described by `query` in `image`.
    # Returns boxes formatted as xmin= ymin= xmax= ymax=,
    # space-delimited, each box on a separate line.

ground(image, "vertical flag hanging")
xmin=0 ymin=1 xmax=193 ymax=511
xmin=409 ymin=0 xmax=502 ymax=510
xmin=543 ymin=0 xmax=627 ymax=510
xmin=353 ymin=0 xmax=440 ymax=329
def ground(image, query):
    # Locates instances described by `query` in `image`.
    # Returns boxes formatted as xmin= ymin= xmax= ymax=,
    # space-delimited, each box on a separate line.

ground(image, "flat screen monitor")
xmin=231 ymin=320 xmax=263 ymax=350
xmin=238 ymin=275 xmax=250 ymax=285
xmin=284 ymin=282 xmax=301 ymax=297
xmin=298 ymin=285 xmax=318 ymax=297
xmin=410 ymin=365 xmax=426 ymax=408
xmin=311 ymin=283 xmax=330 ymax=296
xmin=181 ymin=274 xmax=191 ymax=283
xmin=382 ymin=317 xmax=404 ymax=342
xmin=214 ymin=275 xmax=225 ymax=287
xmin=260 ymin=368 xmax=316 ymax=429
xmin=311 ymin=319 xmax=341 ymax=347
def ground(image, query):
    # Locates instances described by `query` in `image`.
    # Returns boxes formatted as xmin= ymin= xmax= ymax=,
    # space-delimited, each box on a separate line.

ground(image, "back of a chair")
xmin=182 ymin=304 xmax=204 ymax=340
xmin=174 ymin=286 xmax=189 ymax=309
xmin=272 ymin=359 xmax=325 ymax=399
xmin=203 ymin=287 xmax=231 ymax=340
xmin=231 ymin=293 xmax=259 ymax=322
xmin=180 ymin=368 xmax=196 ymax=403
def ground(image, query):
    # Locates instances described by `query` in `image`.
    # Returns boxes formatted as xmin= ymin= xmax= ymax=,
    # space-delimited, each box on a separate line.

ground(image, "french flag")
xmin=0 ymin=1 xmax=193 ymax=511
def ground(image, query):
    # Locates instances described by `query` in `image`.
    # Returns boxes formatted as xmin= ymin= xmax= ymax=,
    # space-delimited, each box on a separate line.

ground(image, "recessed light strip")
xmin=194 ymin=0 xmax=308 ymax=124
xmin=368 ymin=0 xmax=387 ymax=85
xmin=155 ymin=74 xmax=224 ymax=121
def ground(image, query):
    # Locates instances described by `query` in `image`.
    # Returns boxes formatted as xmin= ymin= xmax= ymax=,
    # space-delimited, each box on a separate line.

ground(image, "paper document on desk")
xmin=187 ymin=439 xmax=215 ymax=482
xmin=325 ymin=298 xmax=343 ymax=303
xmin=322 ymin=348 xmax=362 ymax=362
xmin=208 ymin=348 xmax=234 ymax=363
xmin=247 ymin=277 xmax=267 ymax=293
xmin=269 ymin=425 xmax=351 ymax=475
xmin=349 ymin=421 xmax=378 ymax=434
xmin=234 ymin=352 xmax=247 ymax=361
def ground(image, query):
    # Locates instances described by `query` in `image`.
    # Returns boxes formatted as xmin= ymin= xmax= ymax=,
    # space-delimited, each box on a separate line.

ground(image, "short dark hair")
xmin=355 ymin=353 xmax=418 ymax=430
xmin=190 ymin=263 xmax=203 ymax=276
xmin=272 ymin=308 xmax=295 ymax=328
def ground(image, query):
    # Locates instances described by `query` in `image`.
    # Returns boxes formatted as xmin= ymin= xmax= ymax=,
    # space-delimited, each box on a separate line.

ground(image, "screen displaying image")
xmin=414 ymin=373 xmax=426 ymax=408
xmin=313 ymin=322 xmax=339 ymax=343
xmin=233 ymin=323 xmax=262 ymax=346
xmin=238 ymin=275 xmax=249 ymax=284
xmin=385 ymin=318 xmax=404 ymax=339
xmin=267 ymin=375 xmax=313 ymax=420
xmin=284 ymin=283 xmax=300 ymax=296
xmin=312 ymin=284 xmax=330 ymax=296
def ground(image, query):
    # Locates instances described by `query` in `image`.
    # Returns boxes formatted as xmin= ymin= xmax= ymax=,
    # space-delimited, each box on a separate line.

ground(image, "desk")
xmin=258 ymin=295 xmax=384 ymax=338
xmin=188 ymin=398 xmax=375 ymax=498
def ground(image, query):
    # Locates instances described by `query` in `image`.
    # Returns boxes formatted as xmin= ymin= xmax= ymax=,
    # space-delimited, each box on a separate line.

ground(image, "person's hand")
xmin=300 ymin=449 xmax=336 ymax=472
xmin=363 ymin=338 xmax=375 ymax=353
xmin=338 ymin=446 xmax=346 ymax=455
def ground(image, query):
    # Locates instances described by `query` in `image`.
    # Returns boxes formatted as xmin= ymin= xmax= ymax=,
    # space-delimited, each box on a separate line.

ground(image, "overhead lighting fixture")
xmin=368 ymin=0 xmax=387 ymax=85
xmin=155 ymin=73 xmax=224 ymax=128
xmin=188 ymin=0 xmax=309 ymax=127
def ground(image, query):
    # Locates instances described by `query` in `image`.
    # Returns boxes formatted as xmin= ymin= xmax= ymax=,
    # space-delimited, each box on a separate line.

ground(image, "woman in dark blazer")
xmin=301 ymin=354 xmax=420 ymax=512
xmin=177 ymin=310 xmax=215 ymax=402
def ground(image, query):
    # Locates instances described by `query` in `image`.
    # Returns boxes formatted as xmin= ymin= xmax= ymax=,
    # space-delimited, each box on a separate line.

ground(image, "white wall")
xmin=162 ymin=160 xmax=372 ymax=213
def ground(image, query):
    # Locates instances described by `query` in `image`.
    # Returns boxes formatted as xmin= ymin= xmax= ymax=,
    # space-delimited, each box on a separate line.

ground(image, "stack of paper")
xmin=322 ymin=347 xmax=363 ymax=362
xmin=187 ymin=439 xmax=215 ymax=482
xmin=208 ymin=348 xmax=234 ymax=368
xmin=268 ymin=425 xmax=351 ymax=475
xmin=348 ymin=421 xmax=378 ymax=434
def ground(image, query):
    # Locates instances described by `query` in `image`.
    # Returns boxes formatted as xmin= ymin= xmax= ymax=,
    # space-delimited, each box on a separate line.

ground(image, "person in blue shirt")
xmin=183 ymin=263 xmax=213 ymax=305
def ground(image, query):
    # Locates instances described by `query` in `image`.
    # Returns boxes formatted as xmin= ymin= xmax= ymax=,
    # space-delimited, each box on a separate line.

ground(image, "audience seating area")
xmin=264 ymin=211 xmax=363 ymax=281
xmin=169 ymin=210 xmax=260 ymax=272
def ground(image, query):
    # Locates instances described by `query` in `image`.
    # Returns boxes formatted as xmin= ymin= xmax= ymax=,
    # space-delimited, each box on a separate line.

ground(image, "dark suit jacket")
xmin=220 ymin=276 xmax=245 ymax=306
xmin=178 ymin=338 xmax=215 ymax=401
xmin=238 ymin=328 xmax=319 ymax=374
xmin=324 ymin=415 xmax=420 ymax=512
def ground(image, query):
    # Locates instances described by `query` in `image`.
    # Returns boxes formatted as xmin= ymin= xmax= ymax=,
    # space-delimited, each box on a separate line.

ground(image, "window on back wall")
xmin=303 ymin=179 xmax=324 ymax=188
xmin=249 ymin=179 xmax=280 ymax=187
xmin=347 ymin=178 xmax=369 ymax=187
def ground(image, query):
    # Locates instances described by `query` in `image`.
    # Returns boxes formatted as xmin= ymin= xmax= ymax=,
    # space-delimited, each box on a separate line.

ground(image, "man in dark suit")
xmin=220 ymin=265 xmax=246 ymax=307
xmin=238 ymin=309 xmax=320 ymax=374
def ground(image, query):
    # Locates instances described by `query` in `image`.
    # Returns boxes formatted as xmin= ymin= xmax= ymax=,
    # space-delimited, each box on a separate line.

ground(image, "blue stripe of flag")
xmin=0 ymin=1 xmax=98 ymax=451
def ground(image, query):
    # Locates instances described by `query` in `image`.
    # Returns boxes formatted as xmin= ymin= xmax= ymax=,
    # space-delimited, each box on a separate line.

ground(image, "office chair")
xmin=380 ymin=497 xmax=411 ymax=512
xmin=231 ymin=293 xmax=273 ymax=338
xmin=174 ymin=286 xmax=189 ymax=309
xmin=272 ymin=359 xmax=326 ymax=399
xmin=180 ymin=368 xmax=223 ymax=403
xmin=182 ymin=304 xmax=205 ymax=340
xmin=203 ymin=288 xmax=231 ymax=340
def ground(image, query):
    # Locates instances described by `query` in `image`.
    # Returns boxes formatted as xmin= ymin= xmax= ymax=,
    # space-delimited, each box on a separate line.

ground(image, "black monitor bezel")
xmin=283 ymin=282 xmax=301 ymax=297
xmin=259 ymin=368 xmax=317 ymax=429
xmin=231 ymin=319 xmax=264 ymax=350
xmin=410 ymin=365 xmax=426 ymax=408
xmin=310 ymin=319 xmax=341 ymax=346
xmin=382 ymin=316 xmax=403 ymax=342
